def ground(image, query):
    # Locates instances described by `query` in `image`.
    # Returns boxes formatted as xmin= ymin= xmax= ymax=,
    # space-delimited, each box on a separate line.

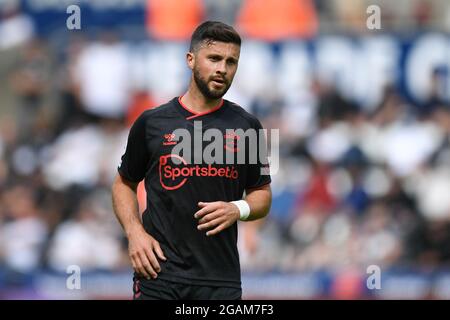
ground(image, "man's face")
xmin=189 ymin=41 xmax=240 ymax=99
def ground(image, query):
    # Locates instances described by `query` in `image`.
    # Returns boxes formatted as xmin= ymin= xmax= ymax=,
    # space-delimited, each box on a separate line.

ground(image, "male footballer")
xmin=112 ymin=21 xmax=272 ymax=300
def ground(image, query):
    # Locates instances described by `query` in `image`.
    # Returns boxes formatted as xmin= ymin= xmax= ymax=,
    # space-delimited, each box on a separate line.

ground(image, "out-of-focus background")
xmin=0 ymin=0 xmax=450 ymax=300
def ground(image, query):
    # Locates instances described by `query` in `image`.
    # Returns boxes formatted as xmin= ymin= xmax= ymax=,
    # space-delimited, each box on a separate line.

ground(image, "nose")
xmin=216 ymin=61 xmax=227 ymax=75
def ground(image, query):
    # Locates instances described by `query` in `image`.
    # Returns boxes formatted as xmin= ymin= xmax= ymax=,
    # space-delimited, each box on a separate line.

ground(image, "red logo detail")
xmin=224 ymin=132 xmax=240 ymax=152
xmin=163 ymin=133 xmax=177 ymax=146
xmin=159 ymin=154 xmax=188 ymax=190
xmin=159 ymin=154 xmax=239 ymax=191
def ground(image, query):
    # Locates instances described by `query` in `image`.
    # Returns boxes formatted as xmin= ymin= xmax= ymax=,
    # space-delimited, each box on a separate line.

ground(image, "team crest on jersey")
xmin=224 ymin=132 xmax=240 ymax=152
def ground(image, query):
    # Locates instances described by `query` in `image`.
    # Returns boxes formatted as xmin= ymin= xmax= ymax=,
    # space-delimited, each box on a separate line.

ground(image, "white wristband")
xmin=231 ymin=200 xmax=251 ymax=221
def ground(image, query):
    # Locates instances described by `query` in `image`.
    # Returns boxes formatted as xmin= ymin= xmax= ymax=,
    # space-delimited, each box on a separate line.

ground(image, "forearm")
xmin=194 ymin=184 xmax=271 ymax=236
xmin=112 ymin=174 xmax=145 ymax=237
xmin=112 ymin=174 xmax=166 ymax=279
xmin=243 ymin=184 xmax=272 ymax=221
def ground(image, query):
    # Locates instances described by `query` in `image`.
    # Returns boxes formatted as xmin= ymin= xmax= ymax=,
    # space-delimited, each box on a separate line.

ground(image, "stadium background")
xmin=0 ymin=0 xmax=450 ymax=299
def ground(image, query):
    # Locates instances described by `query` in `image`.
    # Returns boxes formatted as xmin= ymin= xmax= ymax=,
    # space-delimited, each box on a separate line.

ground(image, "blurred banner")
xmin=21 ymin=0 xmax=146 ymax=34
xmin=2 ymin=270 xmax=450 ymax=300
xmin=10 ymin=2 xmax=450 ymax=107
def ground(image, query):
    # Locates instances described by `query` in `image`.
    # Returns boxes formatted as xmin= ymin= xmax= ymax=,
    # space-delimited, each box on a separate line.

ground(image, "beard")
xmin=193 ymin=67 xmax=231 ymax=100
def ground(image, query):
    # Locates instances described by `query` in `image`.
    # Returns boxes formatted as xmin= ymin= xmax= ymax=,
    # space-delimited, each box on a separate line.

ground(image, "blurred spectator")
xmin=413 ymin=0 xmax=434 ymax=29
xmin=418 ymin=221 xmax=450 ymax=266
xmin=53 ymin=35 xmax=90 ymax=135
xmin=42 ymin=121 xmax=127 ymax=190
xmin=296 ymin=164 xmax=337 ymax=216
xmin=340 ymin=146 xmax=370 ymax=215
xmin=413 ymin=166 xmax=450 ymax=221
xmin=73 ymin=32 xmax=131 ymax=121
xmin=9 ymin=38 xmax=52 ymax=142
xmin=0 ymin=0 xmax=34 ymax=51
xmin=46 ymin=195 xmax=125 ymax=272
xmin=0 ymin=185 xmax=48 ymax=283
xmin=421 ymin=66 xmax=450 ymax=116
xmin=139 ymin=41 xmax=189 ymax=104
xmin=356 ymin=200 xmax=403 ymax=267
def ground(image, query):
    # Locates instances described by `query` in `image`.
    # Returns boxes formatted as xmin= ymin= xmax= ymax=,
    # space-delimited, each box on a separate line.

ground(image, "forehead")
xmin=197 ymin=41 xmax=240 ymax=59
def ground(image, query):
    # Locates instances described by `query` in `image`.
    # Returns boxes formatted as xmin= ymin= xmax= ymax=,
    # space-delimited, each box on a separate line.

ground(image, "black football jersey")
xmin=118 ymin=97 xmax=271 ymax=288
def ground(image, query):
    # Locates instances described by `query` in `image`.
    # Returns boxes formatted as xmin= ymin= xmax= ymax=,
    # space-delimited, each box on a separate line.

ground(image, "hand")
xmin=194 ymin=201 xmax=240 ymax=236
xmin=127 ymin=227 xmax=166 ymax=280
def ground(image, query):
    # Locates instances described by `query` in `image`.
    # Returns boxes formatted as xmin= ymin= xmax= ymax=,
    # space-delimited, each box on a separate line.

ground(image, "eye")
xmin=209 ymin=56 xmax=220 ymax=62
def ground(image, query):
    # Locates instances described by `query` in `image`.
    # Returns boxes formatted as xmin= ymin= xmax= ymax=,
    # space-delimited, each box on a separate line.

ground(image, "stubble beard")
xmin=193 ymin=67 xmax=231 ymax=100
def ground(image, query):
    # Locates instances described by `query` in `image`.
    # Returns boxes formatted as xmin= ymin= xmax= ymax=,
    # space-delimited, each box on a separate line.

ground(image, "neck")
xmin=181 ymin=81 xmax=223 ymax=114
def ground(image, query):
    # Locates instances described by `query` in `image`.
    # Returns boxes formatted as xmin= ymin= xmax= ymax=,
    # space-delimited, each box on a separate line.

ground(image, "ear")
xmin=187 ymin=52 xmax=195 ymax=70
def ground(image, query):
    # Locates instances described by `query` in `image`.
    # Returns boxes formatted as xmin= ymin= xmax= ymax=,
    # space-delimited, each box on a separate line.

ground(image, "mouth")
xmin=211 ymin=78 xmax=226 ymax=86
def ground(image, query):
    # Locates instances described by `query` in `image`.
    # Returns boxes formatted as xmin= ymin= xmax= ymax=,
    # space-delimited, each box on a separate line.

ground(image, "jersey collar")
xmin=177 ymin=96 xmax=225 ymax=120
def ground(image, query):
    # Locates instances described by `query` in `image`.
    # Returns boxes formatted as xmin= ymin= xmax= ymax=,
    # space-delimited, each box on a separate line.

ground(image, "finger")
xmin=144 ymin=247 xmax=161 ymax=273
xmin=206 ymin=222 xmax=229 ymax=236
xmin=130 ymin=256 xmax=139 ymax=274
xmin=130 ymin=254 xmax=143 ymax=276
xmin=197 ymin=216 xmax=225 ymax=231
xmin=138 ymin=251 xmax=157 ymax=279
xmin=198 ymin=210 xmax=222 ymax=225
xmin=194 ymin=207 xmax=213 ymax=219
xmin=153 ymin=241 xmax=167 ymax=261
xmin=133 ymin=254 xmax=151 ymax=279
xmin=194 ymin=202 xmax=220 ymax=218
xmin=135 ymin=257 xmax=151 ymax=279
xmin=194 ymin=204 xmax=215 ymax=218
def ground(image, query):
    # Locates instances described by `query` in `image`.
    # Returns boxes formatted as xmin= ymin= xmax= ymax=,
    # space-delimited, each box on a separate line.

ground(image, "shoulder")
xmin=225 ymin=100 xmax=263 ymax=128
xmin=133 ymin=98 xmax=179 ymax=124
xmin=143 ymin=99 xmax=178 ymax=118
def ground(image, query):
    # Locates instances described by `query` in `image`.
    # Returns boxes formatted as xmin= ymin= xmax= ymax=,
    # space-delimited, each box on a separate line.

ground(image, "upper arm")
xmin=114 ymin=173 xmax=139 ymax=192
xmin=244 ymin=117 xmax=271 ymax=190
xmin=117 ymin=112 xmax=151 ymax=183
xmin=245 ymin=183 xmax=272 ymax=198
xmin=245 ymin=183 xmax=272 ymax=217
xmin=246 ymin=181 xmax=270 ymax=192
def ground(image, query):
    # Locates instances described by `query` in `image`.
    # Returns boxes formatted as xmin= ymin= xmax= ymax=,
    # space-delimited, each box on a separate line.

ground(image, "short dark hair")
xmin=189 ymin=21 xmax=241 ymax=52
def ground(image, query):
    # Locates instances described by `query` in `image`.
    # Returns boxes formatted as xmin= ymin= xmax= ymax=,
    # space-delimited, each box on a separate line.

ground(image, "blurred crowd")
xmin=1 ymin=0 xmax=450 ymax=290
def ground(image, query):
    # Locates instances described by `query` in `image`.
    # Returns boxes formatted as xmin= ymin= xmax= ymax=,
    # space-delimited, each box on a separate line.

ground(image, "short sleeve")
xmin=118 ymin=113 xmax=151 ymax=182
xmin=245 ymin=118 xmax=271 ymax=189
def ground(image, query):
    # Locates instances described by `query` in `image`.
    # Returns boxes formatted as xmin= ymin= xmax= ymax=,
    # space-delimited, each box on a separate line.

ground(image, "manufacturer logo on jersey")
xmin=163 ymin=133 xmax=177 ymax=146
xmin=159 ymin=154 xmax=239 ymax=191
